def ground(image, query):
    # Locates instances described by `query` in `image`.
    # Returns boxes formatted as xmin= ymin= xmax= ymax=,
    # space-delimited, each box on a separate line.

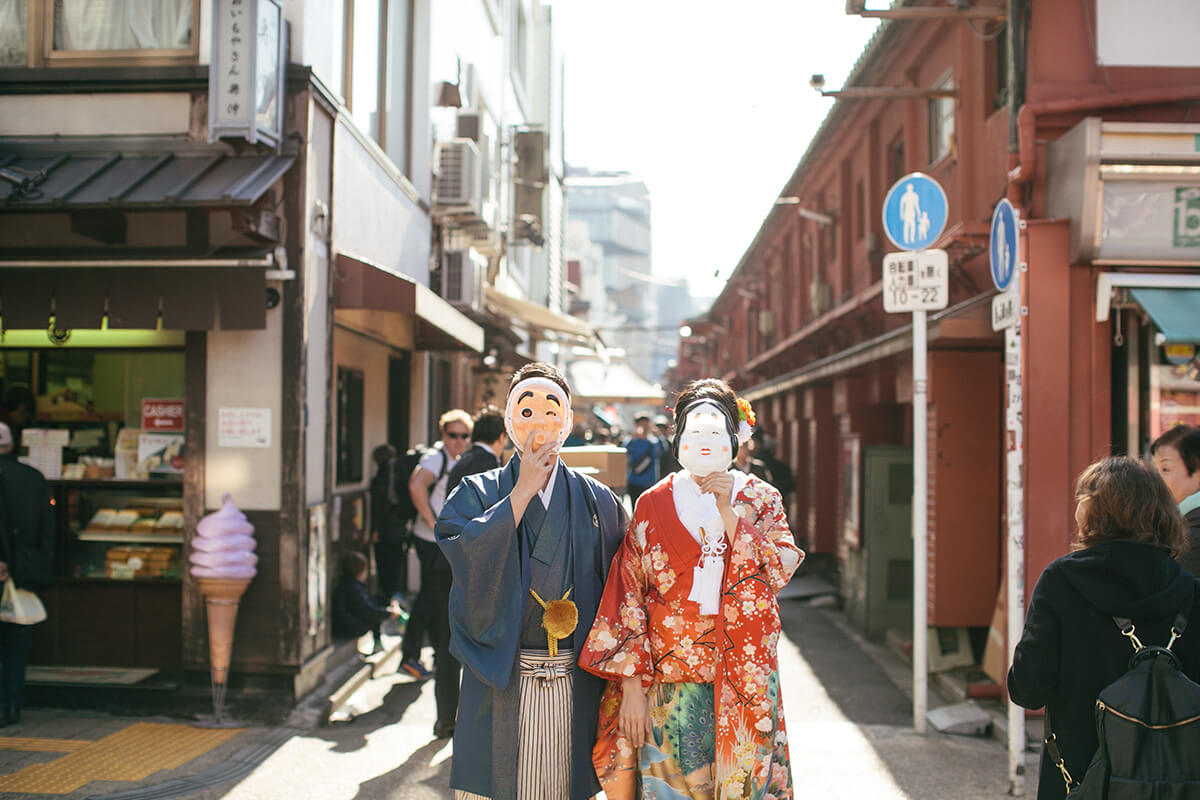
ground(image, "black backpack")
xmin=371 ymin=446 xmax=446 ymax=542
xmin=1046 ymin=587 xmax=1200 ymax=798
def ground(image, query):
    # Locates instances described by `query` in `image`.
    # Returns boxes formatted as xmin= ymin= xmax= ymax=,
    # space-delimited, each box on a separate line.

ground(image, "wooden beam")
xmin=822 ymin=87 xmax=960 ymax=100
xmin=855 ymin=8 xmax=1005 ymax=21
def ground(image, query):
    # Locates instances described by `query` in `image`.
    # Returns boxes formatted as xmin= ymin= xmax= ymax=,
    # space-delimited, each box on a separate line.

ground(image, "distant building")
xmin=565 ymin=168 xmax=658 ymax=381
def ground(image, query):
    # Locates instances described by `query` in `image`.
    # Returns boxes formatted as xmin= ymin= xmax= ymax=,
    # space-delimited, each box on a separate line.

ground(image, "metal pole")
xmin=1006 ymin=271 xmax=1027 ymax=795
xmin=913 ymin=308 xmax=928 ymax=734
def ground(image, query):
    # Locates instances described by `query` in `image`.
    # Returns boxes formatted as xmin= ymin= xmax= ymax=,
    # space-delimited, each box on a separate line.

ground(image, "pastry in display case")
xmin=62 ymin=485 xmax=184 ymax=581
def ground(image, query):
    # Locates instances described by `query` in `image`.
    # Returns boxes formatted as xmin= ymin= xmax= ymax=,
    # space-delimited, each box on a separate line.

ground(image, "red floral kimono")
xmin=580 ymin=472 xmax=802 ymax=799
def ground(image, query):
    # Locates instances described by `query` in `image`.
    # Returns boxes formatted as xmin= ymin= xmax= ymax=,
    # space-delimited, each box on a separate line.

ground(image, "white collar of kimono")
xmin=670 ymin=469 xmax=749 ymax=544
xmin=539 ymin=459 xmax=560 ymax=508
xmin=504 ymin=377 xmax=570 ymax=452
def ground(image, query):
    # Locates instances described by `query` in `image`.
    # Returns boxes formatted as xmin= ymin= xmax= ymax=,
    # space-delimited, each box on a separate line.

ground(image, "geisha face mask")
xmin=677 ymin=402 xmax=735 ymax=478
xmin=505 ymin=377 xmax=573 ymax=454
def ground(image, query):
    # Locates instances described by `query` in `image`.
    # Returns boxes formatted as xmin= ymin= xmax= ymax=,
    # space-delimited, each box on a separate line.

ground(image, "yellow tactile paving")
xmin=0 ymin=723 xmax=243 ymax=794
xmin=0 ymin=738 xmax=92 ymax=753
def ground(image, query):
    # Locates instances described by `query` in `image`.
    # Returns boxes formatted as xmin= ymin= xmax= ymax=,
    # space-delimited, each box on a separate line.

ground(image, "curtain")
xmin=55 ymin=0 xmax=191 ymax=51
xmin=0 ymin=0 xmax=27 ymax=66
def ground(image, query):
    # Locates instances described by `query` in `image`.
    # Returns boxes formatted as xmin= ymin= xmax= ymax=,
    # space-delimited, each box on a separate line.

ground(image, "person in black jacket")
xmin=1008 ymin=455 xmax=1200 ymax=799
xmin=444 ymin=408 xmax=506 ymax=497
xmin=427 ymin=406 xmax=506 ymax=740
xmin=331 ymin=552 xmax=402 ymax=644
xmin=0 ymin=422 xmax=54 ymax=727
xmin=1149 ymin=425 xmax=1200 ymax=577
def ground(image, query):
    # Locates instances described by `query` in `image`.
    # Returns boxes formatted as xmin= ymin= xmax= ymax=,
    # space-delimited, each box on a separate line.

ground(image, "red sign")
xmin=141 ymin=399 xmax=185 ymax=432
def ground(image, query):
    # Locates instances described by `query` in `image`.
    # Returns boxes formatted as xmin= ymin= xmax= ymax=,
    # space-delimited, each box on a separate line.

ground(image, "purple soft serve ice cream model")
xmin=190 ymin=495 xmax=257 ymax=712
xmin=189 ymin=494 xmax=258 ymax=579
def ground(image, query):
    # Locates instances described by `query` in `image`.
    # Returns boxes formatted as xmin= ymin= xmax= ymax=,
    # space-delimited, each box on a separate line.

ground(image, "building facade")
xmin=681 ymin=0 xmax=1200 ymax=654
xmin=0 ymin=0 xmax=574 ymax=716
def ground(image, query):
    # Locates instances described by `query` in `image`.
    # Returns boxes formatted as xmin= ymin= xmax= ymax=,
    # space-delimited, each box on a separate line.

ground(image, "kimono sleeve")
xmin=435 ymin=475 xmax=524 ymax=689
xmin=580 ymin=514 xmax=653 ymax=681
xmin=1007 ymin=566 xmax=1062 ymax=710
xmin=732 ymin=479 xmax=804 ymax=595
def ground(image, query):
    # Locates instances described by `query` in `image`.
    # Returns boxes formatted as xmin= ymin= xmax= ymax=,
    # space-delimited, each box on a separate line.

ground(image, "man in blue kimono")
xmin=437 ymin=363 xmax=628 ymax=800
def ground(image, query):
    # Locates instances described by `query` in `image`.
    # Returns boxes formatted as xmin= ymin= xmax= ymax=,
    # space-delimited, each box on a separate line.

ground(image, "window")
xmin=337 ymin=367 xmax=364 ymax=484
xmin=513 ymin=0 xmax=529 ymax=95
xmin=1 ymin=0 xmax=200 ymax=67
xmin=855 ymin=180 xmax=865 ymax=240
xmin=0 ymin=1 xmax=27 ymax=66
xmin=343 ymin=0 xmax=414 ymax=174
xmin=928 ymin=74 xmax=955 ymax=164
xmin=384 ymin=0 xmax=413 ymax=175
xmin=988 ymin=23 xmax=1009 ymax=112
xmin=890 ymin=136 xmax=906 ymax=185
xmin=348 ymin=0 xmax=382 ymax=142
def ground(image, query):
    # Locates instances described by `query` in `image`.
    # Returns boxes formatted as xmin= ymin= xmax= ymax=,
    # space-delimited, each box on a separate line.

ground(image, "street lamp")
xmin=775 ymin=197 xmax=834 ymax=226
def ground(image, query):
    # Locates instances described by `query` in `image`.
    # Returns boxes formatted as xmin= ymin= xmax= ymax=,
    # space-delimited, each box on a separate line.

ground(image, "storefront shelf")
xmin=47 ymin=478 xmax=184 ymax=490
xmin=77 ymin=531 xmax=185 ymax=544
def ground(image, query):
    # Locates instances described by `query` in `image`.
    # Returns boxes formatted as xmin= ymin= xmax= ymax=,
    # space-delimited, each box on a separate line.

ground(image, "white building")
xmin=0 ymin=0 xmax=579 ymax=717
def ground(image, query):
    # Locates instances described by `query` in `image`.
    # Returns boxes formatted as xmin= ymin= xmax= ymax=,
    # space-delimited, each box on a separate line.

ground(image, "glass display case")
xmin=51 ymin=480 xmax=184 ymax=582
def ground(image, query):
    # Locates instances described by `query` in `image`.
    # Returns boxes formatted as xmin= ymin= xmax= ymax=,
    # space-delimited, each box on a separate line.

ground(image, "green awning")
xmin=1128 ymin=288 xmax=1200 ymax=344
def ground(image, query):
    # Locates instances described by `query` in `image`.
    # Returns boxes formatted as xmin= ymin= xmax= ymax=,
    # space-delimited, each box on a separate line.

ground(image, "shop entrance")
xmin=1 ymin=344 xmax=187 ymax=670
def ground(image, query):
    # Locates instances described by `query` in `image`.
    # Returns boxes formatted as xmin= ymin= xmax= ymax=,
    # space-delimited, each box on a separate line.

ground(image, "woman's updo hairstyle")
xmin=671 ymin=378 xmax=740 ymax=461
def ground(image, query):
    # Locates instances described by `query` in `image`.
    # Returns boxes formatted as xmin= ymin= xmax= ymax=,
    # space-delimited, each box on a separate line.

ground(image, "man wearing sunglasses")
xmin=400 ymin=409 xmax=473 ymax=683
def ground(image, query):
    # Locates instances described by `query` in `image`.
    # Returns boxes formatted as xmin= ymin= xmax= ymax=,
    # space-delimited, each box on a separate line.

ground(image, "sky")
xmin=553 ymin=1 xmax=882 ymax=301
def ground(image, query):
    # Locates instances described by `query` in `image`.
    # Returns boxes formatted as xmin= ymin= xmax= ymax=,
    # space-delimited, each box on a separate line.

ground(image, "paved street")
xmin=214 ymin=602 xmax=1040 ymax=799
xmin=0 ymin=599 xmax=1036 ymax=800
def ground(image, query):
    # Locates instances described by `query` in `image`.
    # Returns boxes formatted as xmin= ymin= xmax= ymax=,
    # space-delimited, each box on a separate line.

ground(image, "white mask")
xmin=676 ymin=402 xmax=734 ymax=478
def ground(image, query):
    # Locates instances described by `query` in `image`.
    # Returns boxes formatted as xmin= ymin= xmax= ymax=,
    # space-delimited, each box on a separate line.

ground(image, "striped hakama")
xmin=455 ymin=650 xmax=577 ymax=800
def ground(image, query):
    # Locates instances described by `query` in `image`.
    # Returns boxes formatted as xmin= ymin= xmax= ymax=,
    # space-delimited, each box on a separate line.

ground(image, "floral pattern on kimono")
xmin=581 ymin=472 xmax=803 ymax=800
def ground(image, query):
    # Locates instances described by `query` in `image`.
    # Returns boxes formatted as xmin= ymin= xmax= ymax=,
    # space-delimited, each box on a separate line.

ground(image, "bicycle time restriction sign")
xmin=882 ymin=249 xmax=949 ymax=312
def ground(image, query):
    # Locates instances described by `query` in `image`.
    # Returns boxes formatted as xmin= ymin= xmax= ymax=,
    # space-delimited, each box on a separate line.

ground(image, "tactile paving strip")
xmin=0 ymin=737 xmax=91 ymax=753
xmin=0 ymin=723 xmax=243 ymax=794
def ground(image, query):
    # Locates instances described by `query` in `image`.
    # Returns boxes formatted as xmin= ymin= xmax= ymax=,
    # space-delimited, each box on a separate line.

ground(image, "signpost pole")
xmin=880 ymin=172 xmax=948 ymax=736
xmin=912 ymin=308 xmax=928 ymax=734
xmin=1006 ymin=269 xmax=1026 ymax=796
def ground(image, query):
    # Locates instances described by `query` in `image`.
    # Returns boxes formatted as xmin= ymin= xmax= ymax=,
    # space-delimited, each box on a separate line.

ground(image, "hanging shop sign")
xmin=209 ymin=0 xmax=286 ymax=148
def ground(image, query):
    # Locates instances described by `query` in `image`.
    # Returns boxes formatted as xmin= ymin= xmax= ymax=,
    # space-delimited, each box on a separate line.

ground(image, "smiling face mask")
xmin=676 ymin=402 xmax=735 ymax=478
xmin=505 ymin=377 xmax=573 ymax=455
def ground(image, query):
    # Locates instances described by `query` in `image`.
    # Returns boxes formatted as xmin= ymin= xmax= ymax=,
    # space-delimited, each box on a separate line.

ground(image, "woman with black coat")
xmin=1008 ymin=456 xmax=1200 ymax=799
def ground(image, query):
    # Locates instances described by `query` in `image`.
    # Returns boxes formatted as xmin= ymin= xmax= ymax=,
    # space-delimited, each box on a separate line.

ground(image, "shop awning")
xmin=334 ymin=253 xmax=484 ymax=353
xmin=566 ymin=357 xmax=663 ymax=405
xmin=483 ymin=286 xmax=598 ymax=343
xmin=1127 ymin=287 xmax=1200 ymax=344
xmin=0 ymin=252 xmax=274 ymax=330
xmin=0 ymin=147 xmax=294 ymax=208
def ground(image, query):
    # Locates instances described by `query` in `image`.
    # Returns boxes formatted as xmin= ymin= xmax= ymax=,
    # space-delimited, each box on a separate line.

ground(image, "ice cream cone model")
xmin=190 ymin=495 xmax=258 ymax=698
xmin=194 ymin=577 xmax=251 ymax=685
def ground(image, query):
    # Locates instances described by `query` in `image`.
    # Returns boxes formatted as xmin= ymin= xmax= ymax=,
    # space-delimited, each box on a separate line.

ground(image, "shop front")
xmin=0 ymin=138 xmax=291 ymax=697
xmin=1026 ymin=117 xmax=1200 ymax=582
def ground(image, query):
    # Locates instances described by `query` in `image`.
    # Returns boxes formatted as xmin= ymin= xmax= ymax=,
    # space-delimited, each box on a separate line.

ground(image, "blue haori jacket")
xmin=435 ymin=456 xmax=628 ymax=800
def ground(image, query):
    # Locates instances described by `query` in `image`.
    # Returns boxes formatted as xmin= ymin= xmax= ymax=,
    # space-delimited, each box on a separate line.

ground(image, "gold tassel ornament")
xmin=530 ymin=587 xmax=578 ymax=657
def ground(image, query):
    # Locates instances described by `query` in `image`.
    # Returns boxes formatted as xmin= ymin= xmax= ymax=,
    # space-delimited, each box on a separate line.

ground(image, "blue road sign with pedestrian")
xmin=990 ymin=198 xmax=1019 ymax=291
xmin=882 ymin=173 xmax=948 ymax=252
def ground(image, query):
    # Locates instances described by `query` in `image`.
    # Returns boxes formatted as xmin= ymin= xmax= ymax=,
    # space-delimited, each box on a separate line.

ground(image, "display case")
xmin=50 ymin=480 xmax=184 ymax=581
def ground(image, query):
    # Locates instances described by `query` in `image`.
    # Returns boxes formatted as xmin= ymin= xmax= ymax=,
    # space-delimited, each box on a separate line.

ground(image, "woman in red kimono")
xmin=581 ymin=379 xmax=803 ymax=799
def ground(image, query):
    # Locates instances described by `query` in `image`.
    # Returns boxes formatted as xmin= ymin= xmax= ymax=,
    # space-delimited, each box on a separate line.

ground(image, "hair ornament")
xmin=735 ymin=397 xmax=756 ymax=444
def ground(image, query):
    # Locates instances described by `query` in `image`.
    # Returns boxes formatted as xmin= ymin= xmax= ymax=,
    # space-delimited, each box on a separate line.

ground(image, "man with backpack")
xmin=398 ymin=409 xmax=471 ymax=684
xmin=369 ymin=444 xmax=415 ymax=606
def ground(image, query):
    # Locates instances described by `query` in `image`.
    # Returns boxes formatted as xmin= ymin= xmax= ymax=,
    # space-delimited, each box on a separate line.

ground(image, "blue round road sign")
xmin=882 ymin=172 xmax=948 ymax=252
xmin=990 ymin=198 xmax=1018 ymax=291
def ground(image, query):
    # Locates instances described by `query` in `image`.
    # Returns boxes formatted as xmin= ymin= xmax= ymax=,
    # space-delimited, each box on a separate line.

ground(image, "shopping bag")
xmin=0 ymin=579 xmax=47 ymax=625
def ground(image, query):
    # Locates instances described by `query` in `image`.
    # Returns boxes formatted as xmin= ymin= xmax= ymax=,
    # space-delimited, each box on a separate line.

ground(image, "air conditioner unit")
xmin=440 ymin=248 xmax=487 ymax=312
xmin=434 ymin=139 xmax=483 ymax=218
